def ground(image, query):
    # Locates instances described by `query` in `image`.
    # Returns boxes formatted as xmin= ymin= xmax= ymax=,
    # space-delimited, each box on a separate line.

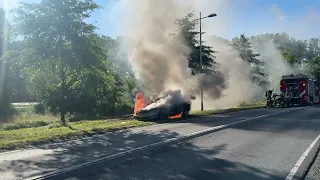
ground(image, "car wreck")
xmin=133 ymin=90 xmax=195 ymax=121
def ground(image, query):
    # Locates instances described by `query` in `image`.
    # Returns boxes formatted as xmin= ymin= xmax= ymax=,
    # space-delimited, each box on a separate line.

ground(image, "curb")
xmin=289 ymin=134 xmax=320 ymax=180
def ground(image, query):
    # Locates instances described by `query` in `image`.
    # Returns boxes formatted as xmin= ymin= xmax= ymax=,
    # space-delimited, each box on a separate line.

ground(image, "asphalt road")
xmin=0 ymin=107 xmax=319 ymax=180
xmin=47 ymin=106 xmax=320 ymax=180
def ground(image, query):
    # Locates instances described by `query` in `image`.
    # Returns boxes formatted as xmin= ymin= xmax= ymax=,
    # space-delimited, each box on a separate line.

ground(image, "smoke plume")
xmin=143 ymin=89 xmax=194 ymax=110
xmin=107 ymin=0 xmax=311 ymax=110
xmin=192 ymin=36 xmax=261 ymax=109
xmin=251 ymin=39 xmax=310 ymax=94
xmin=109 ymin=0 xmax=229 ymax=107
xmin=254 ymin=40 xmax=295 ymax=93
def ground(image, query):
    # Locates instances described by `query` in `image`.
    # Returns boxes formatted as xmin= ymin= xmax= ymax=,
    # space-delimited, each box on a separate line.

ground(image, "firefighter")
xmin=284 ymin=91 xmax=292 ymax=107
xmin=278 ymin=93 xmax=286 ymax=108
xmin=265 ymin=89 xmax=274 ymax=107
xmin=309 ymin=93 xmax=314 ymax=104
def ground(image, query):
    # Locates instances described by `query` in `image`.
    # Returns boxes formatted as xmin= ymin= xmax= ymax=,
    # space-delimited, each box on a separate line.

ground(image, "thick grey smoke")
xmin=105 ymin=0 xmax=318 ymax=111
xmin=110 ymin=0 xmax=228 ymax=106
xmin=106 ymin=0 xmax=264 ymax=110
xmin=194 ymin=36 xmax=261 ymax=109
xmin=254 ymin=40 xmax=296 ymax=93
xmin=251 ymin=39 xmax=310 ymax=94
xmin=143 ymin=89 xmax=194 ymax=110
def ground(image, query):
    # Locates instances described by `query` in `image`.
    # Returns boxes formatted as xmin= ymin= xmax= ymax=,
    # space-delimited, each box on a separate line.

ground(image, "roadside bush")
xmin=34 ymin=103 xmax=46 ymax=115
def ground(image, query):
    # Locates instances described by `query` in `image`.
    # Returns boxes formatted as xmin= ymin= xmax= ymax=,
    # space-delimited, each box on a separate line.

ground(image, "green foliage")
xmin=307 ymin=38 xmax=320 ymax=60
xmin=249 ymin=33 xmax=320 ymax=79
xmin=173 ymin=12 xmax=217 ymax=75
xmin=34 ymin=103 xmax=46 ymax=114
xmin=308 ymin=56 xmax=320 ymax=80
xmin=282 ymin=48 xmax=296 ymax=65
xmin=10 ymin=0 xmax=113 ymax=125
xmin=232 ymin=34 xmax=268 ymax=87
xmin=5 ymin=6 xmax=136 ymax=122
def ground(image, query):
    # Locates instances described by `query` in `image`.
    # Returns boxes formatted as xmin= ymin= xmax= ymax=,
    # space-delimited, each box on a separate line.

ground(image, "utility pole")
xmin=199 ymin=12 xmax=204 ymax=111
xmin=196 ymin=12 xmax=217 ymax=111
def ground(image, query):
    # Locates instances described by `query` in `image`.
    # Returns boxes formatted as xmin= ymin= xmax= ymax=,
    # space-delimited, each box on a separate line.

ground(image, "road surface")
xmin=0 ymin=106 xmax=319 ymax=180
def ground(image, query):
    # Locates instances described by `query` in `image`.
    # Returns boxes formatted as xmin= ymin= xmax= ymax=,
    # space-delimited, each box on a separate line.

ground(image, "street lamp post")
xmin=197 ymin=12 xmax=217 ymax=111
xmin=200 ymin=12 xmax=203 ymax=111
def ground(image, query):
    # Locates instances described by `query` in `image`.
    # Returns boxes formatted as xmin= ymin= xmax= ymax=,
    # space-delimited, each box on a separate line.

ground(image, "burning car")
xmin=133 ymin=90 xmax=194 ymax=121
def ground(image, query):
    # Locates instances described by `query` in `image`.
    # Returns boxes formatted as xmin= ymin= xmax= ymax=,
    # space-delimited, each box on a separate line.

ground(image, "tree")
xmin=11 ymin=0 xmax=107 ymax=125
xmin=282 ymin=48 xmax=296 ymax=65
xmin=308 ymin=56 xmax=320 ymax=80
xmin=250 ymin=33 xmax=310 ymax=66
xmin=307 ymin=38 xmax=320 ymax=60
xmin=272 ymin=32 xmax=292 ymax=51
xmin=232 ymin=34 xmax=267 ymax=87
xmin=0 ymin=8 xmax=12 ymax=112
xmin=174 ymin=12 xmax=217 ymax=75
xmin=291 ymin=39 xmax=308 ymax=63
xmin=96 ymin=35 xmax=137 ymax=116
xmin=0 ymin=60 xmax=13 ymax=112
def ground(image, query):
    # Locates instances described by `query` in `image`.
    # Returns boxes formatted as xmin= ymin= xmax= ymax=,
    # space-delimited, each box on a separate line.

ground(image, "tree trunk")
xmin=58 ymin=33 xmax=67 ymax=127
xmin=60 ymin=111 xmax=66 ymax=126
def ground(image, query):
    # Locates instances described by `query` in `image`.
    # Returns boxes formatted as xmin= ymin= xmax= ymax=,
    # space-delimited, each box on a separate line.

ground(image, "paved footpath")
xmin=305 ymin=151 xmax=320 ymax=180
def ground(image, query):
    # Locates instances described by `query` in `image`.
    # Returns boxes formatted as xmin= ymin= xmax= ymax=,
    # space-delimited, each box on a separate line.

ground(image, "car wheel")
xmin=182 ymin=110 xmax=189 ymax=119
xmin=156 ymin=110 xmax=167 ymax=121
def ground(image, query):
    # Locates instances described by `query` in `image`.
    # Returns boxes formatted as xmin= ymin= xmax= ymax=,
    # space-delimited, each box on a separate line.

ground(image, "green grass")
xmin=190 ymin=101 xmax=265 ymax=117
xmin=0 ymin=106 xmax=59 ymax=130
xmin=0 ymin=102 xmax=265 ymax=150
xmin=0 ymin=120 xmax=156 ymax=150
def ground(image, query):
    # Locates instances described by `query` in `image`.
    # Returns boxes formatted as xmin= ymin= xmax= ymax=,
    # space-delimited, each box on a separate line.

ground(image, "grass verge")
xmin=0 ymin=103 xmax=265 ymax=151
xmin=0 ymin=106 xmax=59 ymax=130
xmin=0 ymin=120 xmax=156 ymax=150
xmin=191 ymin=103 xmax=265 ymax=117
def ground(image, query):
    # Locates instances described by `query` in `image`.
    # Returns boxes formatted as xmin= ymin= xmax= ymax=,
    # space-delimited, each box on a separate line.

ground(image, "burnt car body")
xmin=133 ymin=97 xmax=192 ymax=121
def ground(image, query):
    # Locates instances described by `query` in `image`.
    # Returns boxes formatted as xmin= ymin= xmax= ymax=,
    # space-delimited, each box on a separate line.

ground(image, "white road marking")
xmin=285 ymin=133 xmax=320 ymax=180
xmin=26 ymin=107 xmax=306 ymax=180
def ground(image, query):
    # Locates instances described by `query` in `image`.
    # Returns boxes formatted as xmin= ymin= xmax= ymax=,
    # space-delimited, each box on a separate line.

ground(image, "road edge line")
xmin=285 ymin=133 xmax=320 ymax=180
xmin=25 ymin=107 xmax=305 ymax=180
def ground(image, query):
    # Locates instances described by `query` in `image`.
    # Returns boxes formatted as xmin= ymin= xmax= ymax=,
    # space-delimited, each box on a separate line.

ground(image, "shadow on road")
xmin=0 ymin=129 xmax=180 ymax=179
xmin=231 ymin=106 xmax=320 ymax=135
xmin=176 ymin=106 xmax=320 ymax=136
xmin=50 ymin=141 xmax=283 ymax=180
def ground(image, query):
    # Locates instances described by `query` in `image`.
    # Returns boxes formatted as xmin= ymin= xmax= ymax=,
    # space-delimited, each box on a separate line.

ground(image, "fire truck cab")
xmin=280 ymin=74 xmax=319 ymax=106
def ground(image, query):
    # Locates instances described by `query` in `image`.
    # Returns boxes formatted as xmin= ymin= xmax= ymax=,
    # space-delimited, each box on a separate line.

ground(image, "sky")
xmin=1 ymin=0 xmax=320 ymax=40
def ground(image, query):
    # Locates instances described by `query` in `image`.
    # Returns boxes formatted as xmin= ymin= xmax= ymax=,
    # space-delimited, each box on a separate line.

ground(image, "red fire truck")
xmin=280 ymin=74 xmax=320 ymax=105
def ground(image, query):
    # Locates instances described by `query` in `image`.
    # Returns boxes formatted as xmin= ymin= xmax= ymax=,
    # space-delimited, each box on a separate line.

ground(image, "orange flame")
xmin=169 ymin=112 xmax=183 ymax=119
xmin=134 ymin=93 xmax=146 ymax=115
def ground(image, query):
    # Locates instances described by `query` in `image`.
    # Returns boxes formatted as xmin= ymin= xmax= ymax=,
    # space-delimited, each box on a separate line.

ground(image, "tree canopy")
xmin=174 ymin=12 xmax=217 ymax=75
xmin=232 ymin=34 xmax=267 ymax=87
